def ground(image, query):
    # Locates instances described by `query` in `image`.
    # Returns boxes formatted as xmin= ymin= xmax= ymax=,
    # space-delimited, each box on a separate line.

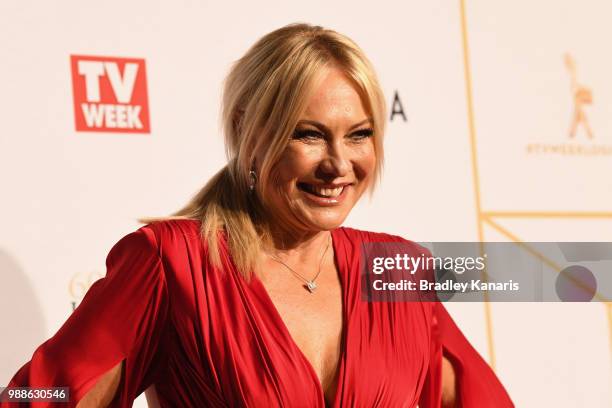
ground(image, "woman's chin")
xmin=299 ymin=211 xmax=349 ymax=232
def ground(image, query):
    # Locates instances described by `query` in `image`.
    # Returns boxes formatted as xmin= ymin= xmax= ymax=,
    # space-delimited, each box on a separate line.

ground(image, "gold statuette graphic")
xmin=564 ymin=53 xmax=593 ymax=139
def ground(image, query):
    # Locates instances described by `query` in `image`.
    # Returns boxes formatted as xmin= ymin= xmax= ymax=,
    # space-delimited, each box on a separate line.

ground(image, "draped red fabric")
xmin=3 ymin=219 xmax=513 ymax=407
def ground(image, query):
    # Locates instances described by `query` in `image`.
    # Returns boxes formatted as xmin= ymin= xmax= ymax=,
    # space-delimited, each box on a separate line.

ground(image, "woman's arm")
xmin=441 ymin=356 xmax=457 ymax=408
xmin=420 ymin=302 xmax=513 ymax=407
xmin=76 ymin=362 xmax=122 ymax=408
xmin=2 ymin=226 xmax=168 ymax=408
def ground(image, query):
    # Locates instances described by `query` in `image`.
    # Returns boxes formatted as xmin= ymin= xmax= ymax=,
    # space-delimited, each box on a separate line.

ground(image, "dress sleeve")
xmin=418 ymin=302 xmax=514 ymax=407
xmin=1 ymin=226 xmax=169 ymax=408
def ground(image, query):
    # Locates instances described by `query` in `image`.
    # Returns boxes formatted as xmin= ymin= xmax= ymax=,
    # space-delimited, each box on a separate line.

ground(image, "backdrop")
xmin=1 ymin=0 xmax=611 ymax=406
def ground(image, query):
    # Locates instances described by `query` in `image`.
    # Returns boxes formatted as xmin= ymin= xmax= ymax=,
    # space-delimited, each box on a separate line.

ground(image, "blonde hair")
xmin=138 ymin=23 xmax=386 ymax=279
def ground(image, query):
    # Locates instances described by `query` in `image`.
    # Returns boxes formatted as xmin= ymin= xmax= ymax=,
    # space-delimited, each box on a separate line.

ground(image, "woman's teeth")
xmin=317 ymin=186 xmax=343 ymax=197
xmin=301 ymin=184 xmax=345 ymax=198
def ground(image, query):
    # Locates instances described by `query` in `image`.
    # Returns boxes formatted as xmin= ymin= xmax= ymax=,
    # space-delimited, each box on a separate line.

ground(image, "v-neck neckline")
xmin=250 ymin=227 xmax=348 ymax=407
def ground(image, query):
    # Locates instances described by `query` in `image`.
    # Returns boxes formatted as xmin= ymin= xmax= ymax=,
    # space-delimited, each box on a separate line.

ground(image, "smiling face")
xmin=259 ymin=66 xmax=377 ymax=236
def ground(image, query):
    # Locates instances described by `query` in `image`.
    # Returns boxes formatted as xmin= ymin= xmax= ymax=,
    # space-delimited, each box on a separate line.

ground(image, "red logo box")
xmin=70 ymin=55 xmax=150 ymax=133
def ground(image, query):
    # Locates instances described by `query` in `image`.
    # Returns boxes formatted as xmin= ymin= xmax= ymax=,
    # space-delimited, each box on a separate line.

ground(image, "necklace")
xmin=268 ymin=234 xmax=331 ymax=293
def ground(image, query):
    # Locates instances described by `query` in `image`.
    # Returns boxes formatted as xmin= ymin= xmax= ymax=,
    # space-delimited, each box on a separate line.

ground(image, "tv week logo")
xmin=70 ymin=55 xmax=150 ymax=133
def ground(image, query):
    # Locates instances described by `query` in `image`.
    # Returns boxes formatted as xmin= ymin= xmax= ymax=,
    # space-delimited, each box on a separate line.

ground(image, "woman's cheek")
xmin=282 ymin=145 xmax=323 ymax=173
xmin=352 ymin=144 xmax=376 ymax=174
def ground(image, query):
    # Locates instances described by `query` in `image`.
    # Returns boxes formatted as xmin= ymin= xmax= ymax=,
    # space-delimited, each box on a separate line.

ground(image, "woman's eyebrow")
xmin=296 ymin=118 xmax=373 ymax=134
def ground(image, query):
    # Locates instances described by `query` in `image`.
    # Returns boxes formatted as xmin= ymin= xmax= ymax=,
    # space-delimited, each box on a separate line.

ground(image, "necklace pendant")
xmin=306 ymin=281 xmax=317 ymax=293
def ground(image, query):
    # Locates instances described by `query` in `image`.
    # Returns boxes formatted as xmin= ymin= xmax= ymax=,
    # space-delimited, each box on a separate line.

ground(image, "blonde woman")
xmin=4 ymin=24 xmax=513 ymax=407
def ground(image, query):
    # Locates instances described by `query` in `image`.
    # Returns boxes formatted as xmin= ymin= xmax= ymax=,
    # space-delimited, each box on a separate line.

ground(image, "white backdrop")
xmin=1 ymin=0 xmax=611 ymax=406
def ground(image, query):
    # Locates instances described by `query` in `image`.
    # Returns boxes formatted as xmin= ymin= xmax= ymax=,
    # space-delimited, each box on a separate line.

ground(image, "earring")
xmin=248 ymin=170 xmax=257 ymax=191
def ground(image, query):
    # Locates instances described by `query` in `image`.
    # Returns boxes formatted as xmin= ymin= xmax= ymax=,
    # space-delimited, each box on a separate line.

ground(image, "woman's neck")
xmin=264 ymin=223 xmax=332 ymax=265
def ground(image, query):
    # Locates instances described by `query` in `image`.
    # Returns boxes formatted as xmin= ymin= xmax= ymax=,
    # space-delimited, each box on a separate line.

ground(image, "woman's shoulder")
xmin=141 ymin=218 xmax=202 ymax=241
xmin=111 ymin=219 xmax=204 ymax=265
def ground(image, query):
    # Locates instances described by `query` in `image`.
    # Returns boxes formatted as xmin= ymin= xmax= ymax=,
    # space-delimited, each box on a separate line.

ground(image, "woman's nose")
xmin=317 ymin=142 xmax=350 ymax=179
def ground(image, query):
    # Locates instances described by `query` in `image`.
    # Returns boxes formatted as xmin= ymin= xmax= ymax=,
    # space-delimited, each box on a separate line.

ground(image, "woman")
xmin=3 ymin=23 xmax=513 ymax=407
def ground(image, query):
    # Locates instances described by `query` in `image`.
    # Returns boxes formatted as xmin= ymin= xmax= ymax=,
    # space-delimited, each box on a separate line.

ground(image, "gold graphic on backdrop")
xmin=460 ymin=0 xmax=612 ymax=369
xmin=524 ymin=54 xmax=610 ymax=156
xmin=565 ymin=53 xmax=593 ymax=139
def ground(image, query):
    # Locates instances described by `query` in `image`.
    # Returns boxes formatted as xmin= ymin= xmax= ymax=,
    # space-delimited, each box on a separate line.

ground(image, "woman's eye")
xmin=349 ymin=128 xmax=374 ymax=140
xmin=292 ymin=129 xmax=323 ymax=141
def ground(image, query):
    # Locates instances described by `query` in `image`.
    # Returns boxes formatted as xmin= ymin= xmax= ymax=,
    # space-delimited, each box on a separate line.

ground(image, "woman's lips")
xmin=297 ymin=182 xmax=351 ymax=205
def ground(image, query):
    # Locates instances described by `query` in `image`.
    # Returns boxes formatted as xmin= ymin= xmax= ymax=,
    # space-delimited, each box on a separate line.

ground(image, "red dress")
xmin=3 ymin=219 xmax=513 ymax=407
